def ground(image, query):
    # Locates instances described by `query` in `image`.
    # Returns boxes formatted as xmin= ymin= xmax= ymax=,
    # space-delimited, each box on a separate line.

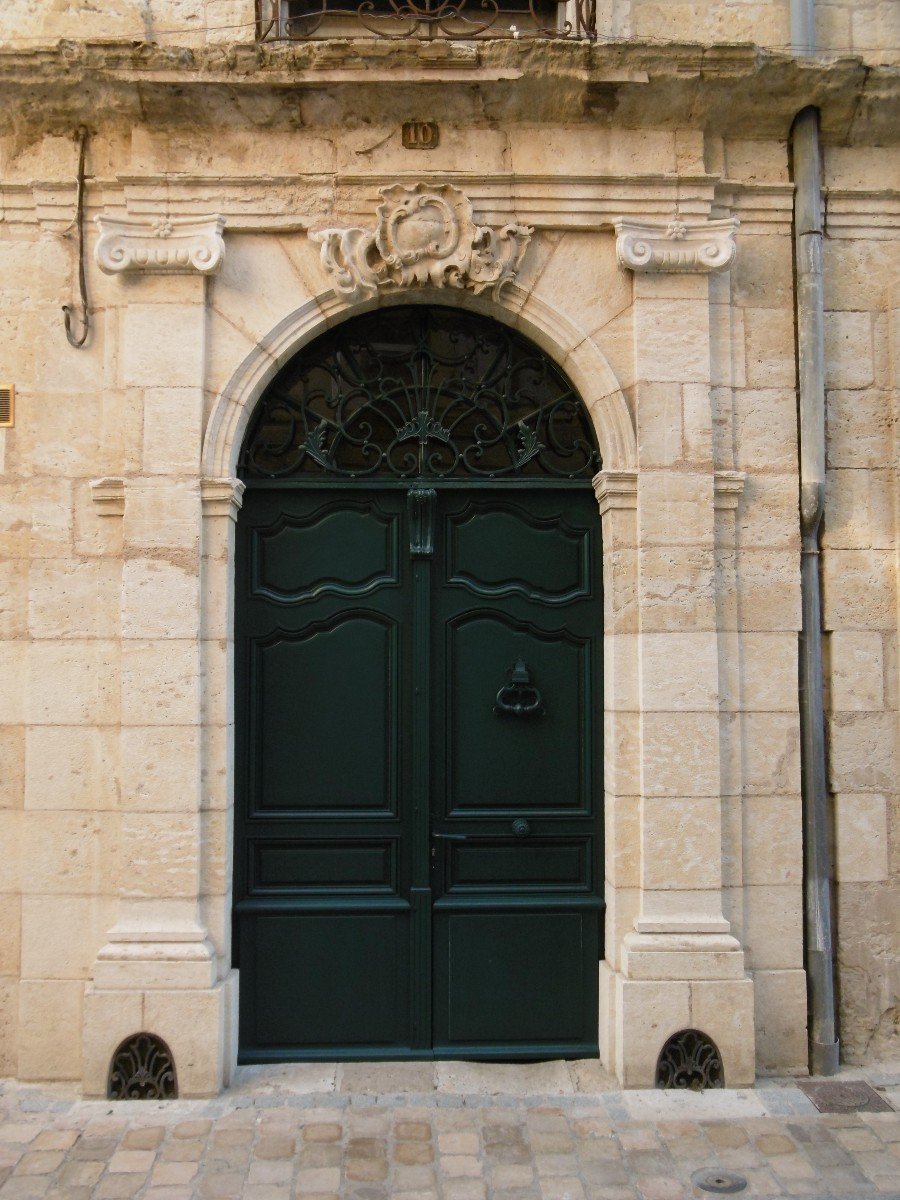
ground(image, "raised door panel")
xmin=446 ymin=502 xmax=591 ymax=603
xmin=240 ymin=909 xmax=411 ymax=1051
xmin=444 ymin=614 xmax=591 ymax=813
xmin=248 ymin=614 xmax=400 ymax=813
xmin=432 ymin=908 xmax=598 ymax=1051
xmin=250 ymin=499 xmax=401 ymax=603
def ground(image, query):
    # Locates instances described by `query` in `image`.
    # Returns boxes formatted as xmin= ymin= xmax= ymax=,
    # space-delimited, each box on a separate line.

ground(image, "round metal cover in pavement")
xmin=691 ymin=1168 xmax=748 ymax=1194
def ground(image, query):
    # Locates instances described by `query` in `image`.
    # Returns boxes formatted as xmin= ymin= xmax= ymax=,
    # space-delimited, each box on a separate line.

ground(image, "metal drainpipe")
xmin=790 ymin=0 xmax=841 ymax=1075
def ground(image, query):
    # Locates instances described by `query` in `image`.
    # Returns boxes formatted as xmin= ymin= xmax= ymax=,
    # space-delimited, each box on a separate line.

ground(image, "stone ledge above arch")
xmin=201 ymin=287 xmax=637 ymax=481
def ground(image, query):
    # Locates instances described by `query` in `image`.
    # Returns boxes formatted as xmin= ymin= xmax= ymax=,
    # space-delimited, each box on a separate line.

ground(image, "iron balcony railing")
xmin=256 ymin=0 xmax=597 ymax=41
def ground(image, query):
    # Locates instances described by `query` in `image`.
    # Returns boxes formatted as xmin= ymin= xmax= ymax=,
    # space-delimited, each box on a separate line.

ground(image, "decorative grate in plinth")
xmin=655 ymin=1028 xmax=724 ymax=1090
xmin=107 ymin=1033 xmax=178 ymax=1100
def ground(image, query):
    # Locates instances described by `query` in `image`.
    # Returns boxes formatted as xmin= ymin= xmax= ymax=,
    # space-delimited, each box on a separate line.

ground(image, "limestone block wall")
xmin=0 ymin=1 xmax=258 ymax=47
xmin=0 ymin=74 xmax=897 ymax=1086
xmin=714 ymin=138 xmax=808 ymax=1075
xmin=821 ymin=146 xmax=900 ymax=1065
xmin=0 ymin=215 xmax=125 ymax=1080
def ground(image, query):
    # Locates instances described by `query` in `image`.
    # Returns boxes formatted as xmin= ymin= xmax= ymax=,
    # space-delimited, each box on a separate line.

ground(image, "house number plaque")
xmin=402 ymin=121 xmax=440 ymax=149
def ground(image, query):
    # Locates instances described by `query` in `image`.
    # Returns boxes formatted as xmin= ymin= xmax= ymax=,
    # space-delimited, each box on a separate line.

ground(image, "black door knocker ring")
xmin=494 ymin=658 xmax=545 ymax=718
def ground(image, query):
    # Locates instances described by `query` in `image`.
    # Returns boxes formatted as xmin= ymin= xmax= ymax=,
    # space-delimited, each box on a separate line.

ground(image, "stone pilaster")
xmin=83 ymin=223 xmax=237 ymax=1097
xmin=606 ymin=219 xmax=754 ymax=1087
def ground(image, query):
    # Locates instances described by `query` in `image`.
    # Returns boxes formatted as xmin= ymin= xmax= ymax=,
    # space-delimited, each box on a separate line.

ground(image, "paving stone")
xmin=442 ymin=1180 xmax=487 ymax=1200
xmin=196 ymin=1170 xmax=248 ymax=1197
xmin=702 ymin=1122 xmax=748 ymax=1147
xmin=16 ymin=1153 xmax=67 ymax=1178
xmin=255 ymin=1134 xmax=295 ymax=1158
xmin=172 ymin=1120 xmax=212 ymax=1139
xmin=295 ymin=1166 xmax=340 ymax=1190
xmin=92 ymin=1177 xmax=144 ymax=1199
xmin=440 ymin=1153 xmax=483 ymax=1177
xmin=302 ymin=1122 xmax=342 ymax=1142
xmin=343 ymin=1158 xmax=388 ymax=1183
xmin=534 ymin=1152 xmax=581 ymax=1176
xmin=247 ymin=1159 xmax=292 ymax=1184
xmin=539 ymin=1177 xmax=585 ymax=1200
xmin=57 ymin=1160 xmax=103 ymax=1186
xmin=394 ymin=1120 xmax=431 ymax=1141
xmin=0 ymin=1071 xmax=898 ymax=1200
xmin=491 ymin=1163 xmax=535 ymax=1187
xmin=637 ymin=1181 xmax=688 ymax=1200
xmin=755 ymin=1131 xmax=798 ymax=1155
xmin=149 ymin=1161 xmax=199 ymax=1185
xmin=121 ymin=1127 xmax=165 ymax=1150
xmin=0 ymin=1130 xmax=39 ymax=1147
xmin=394 ymin=1140 xmax=433 ymax=1164
xmin=0 ymin=1180 xmax=54 ymax=1200
xmin=211 ymin=1128 xmax=253 ymax=1146
xmin=298 ymin=1143 xmax=341 ymax=1168
xmin=71 ymin=1136 xmax=119 ymax=1160
xmin=30 ymin=1132 xmax=77 ymax=1152
xmin=158 ymin=1140 xmax=205 ymax=1162
xmin=107 ymin=1148 xmax=155 ymax=1174
xmin=393 ymin=1163 xmax=436 ymax=1187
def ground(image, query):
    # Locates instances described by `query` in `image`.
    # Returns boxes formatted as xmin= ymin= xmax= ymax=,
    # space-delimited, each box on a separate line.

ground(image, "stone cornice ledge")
xmin=714 ymin=469 xmax=746 ymax=510
xmin=96 ymin=214 xmax=226 ymax=275
xmin=615 ymin=217 xmax=738 ymax=273
xmin=593 ymin=469 xmax=638 ymax=515
xmin=90 ymin=477 xmax=126 ymax=516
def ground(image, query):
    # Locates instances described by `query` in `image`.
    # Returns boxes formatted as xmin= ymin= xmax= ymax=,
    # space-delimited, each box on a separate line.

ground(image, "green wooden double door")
xmin=234 ymin=483 xmax=604 ymax=1060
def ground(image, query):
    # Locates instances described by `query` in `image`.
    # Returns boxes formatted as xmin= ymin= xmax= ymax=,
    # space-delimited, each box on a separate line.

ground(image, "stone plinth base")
xmin=601 ymin=953 xmax=755 ymax=1088
xmin=83 ymin=970 xmax=238 ymax=1098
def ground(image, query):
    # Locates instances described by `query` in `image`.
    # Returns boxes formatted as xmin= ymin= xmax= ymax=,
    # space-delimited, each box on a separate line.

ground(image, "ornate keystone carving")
xmin=615 ymin=218 xmax=738 ymax=274
xmin=310 ymin=183 xmax=532 ymax=301
xmin=96 ymin=215 xmax=226 ymax=275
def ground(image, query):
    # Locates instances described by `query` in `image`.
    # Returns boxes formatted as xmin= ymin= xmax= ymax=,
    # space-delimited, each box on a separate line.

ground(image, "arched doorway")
xmin=233 ymin=305 xmax=604 ymax=1060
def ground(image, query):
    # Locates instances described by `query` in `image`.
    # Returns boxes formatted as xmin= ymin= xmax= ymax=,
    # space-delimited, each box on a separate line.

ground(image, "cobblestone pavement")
xmin=1 ymin=1063 xmax=898 ymax=1200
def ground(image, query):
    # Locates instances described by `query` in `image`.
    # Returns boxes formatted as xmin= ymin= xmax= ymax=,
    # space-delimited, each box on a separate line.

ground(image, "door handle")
xmin=431 ymin=832 xmax=467 ymax=842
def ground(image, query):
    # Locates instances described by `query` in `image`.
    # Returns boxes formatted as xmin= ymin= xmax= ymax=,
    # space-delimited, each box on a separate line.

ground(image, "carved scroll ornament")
xmin=96 ymin=215 xmax=226 ymax=275
xmin=310 ymin=184 xmax=532 ymax=301
xmin=615 ymin=218 xmax=738 ymax=274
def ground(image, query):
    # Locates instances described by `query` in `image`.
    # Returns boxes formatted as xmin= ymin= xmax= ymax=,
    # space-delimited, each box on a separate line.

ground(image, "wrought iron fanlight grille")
xmin=240 ymin=307 xmax=600 ymax=481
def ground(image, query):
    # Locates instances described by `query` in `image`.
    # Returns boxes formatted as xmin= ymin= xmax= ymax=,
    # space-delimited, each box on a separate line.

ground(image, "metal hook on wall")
xmin=63 ymin=126 xmax=91 ymax=349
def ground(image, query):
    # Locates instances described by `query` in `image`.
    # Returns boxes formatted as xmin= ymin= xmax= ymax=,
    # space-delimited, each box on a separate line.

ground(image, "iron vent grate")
xmin=0 ymin=385 xmax=13 ymax=427
xmin=797 ymin=1080 xmax=894 ymax=1113
xmin=107 ymin=1032 xmax=178 ymax=1100
xmin=655 ymin=1028 xmax=724 ymax=1090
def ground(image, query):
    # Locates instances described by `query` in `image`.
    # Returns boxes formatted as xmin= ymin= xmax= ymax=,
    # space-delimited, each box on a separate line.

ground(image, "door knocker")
xmin=494 ymin=658 xmax=545 ymax=718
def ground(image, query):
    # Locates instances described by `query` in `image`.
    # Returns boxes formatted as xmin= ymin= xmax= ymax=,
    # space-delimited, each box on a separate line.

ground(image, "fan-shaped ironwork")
xmin=240 ymin=307 xmax=600 ymax=481
xmin=655 ymin=1029 xmax=724 ymax=1090
xmin=107 ymin=1033 xmax=178 ymax=1100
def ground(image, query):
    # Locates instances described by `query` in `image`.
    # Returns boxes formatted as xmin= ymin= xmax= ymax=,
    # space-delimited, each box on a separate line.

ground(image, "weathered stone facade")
xmin=0 ymin=0 xmax=896 ymax=1093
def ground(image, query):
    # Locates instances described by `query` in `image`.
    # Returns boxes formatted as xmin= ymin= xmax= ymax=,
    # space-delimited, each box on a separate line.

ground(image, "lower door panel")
xmin=431 ymin=900 xmax=602 ymax=1058
xmin=237 ymin=904 xmax=412 ymax=1057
